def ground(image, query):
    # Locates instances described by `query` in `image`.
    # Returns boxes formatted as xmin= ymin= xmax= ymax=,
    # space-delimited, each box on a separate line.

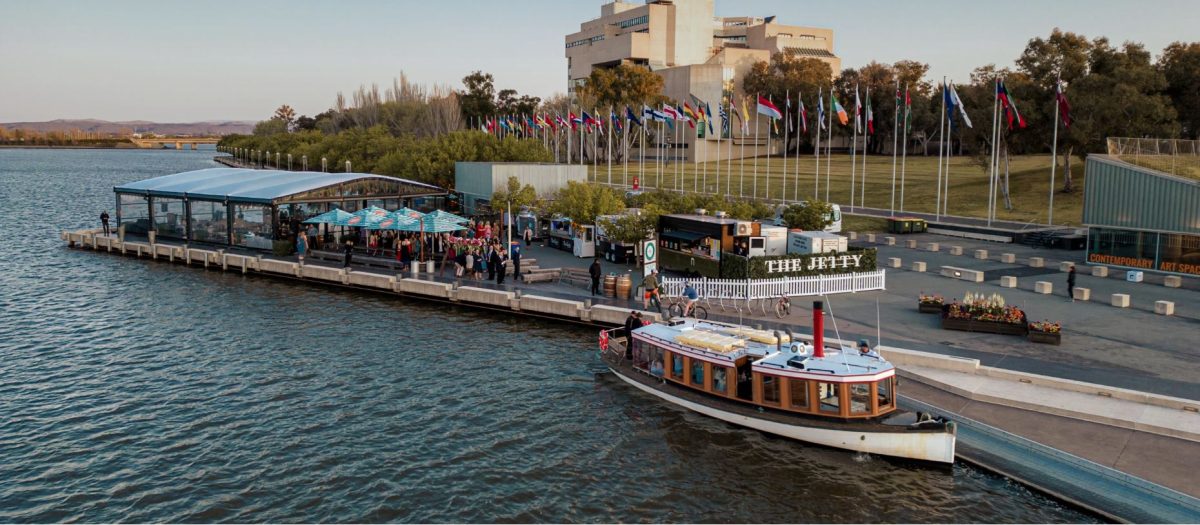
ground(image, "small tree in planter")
xmin=918 ymin=293 xmax=944 ymax=313
xmin=1028 ymin=320 xmax=1062 ymax=345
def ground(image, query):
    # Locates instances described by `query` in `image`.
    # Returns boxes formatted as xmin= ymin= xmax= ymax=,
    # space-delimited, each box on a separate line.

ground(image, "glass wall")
xmin=118 ymin=194 xmax=150 ymax=234
xmin=188 ymin=200 xmax=227 ymax=244
xmin=152 ymin=197 xmax=186 ymax=239
xmin=232 ymin=204 xmax=274 ymax=249
xmin=1157 ymin=232 xmax=1200 ymax=276
xmin=1087 ymin=227 xmax=1200 ymax=276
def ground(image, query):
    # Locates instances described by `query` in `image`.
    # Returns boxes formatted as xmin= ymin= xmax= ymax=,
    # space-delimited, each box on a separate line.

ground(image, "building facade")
xmin=565 ymin=0 xmax=840 ymax=163
xmin=455 ymin=162 xmax=588 ymax=215
xmin=1083 ymin=155 xmax=1200 ymax=277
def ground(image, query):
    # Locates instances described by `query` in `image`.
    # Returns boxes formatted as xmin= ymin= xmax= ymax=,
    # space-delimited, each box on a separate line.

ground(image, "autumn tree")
xmin=574 ymin=64 xmax=668 ymax=110
xmin=273 ymin=104 xmax=296 ymax=131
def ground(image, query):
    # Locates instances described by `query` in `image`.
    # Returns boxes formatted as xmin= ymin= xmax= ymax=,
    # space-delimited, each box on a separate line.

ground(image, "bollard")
xmin=888 ymin=257 xmax=901 ymax=268
xmin=848 ymin=232 xmax=858 ymax=241
xmin=885 ymin=236 xmax=896 ymax=246
xmin=1092 ymin=266 xmax=1108 ymax=277
xmin=1155 ymin=300 xmax=1175 ymax=315
xmin=1000 ymin=276 xmax=1017 ymax=288
xmin=912 ymin=261 xmax=926 ymax=272
xmin=925 ymin=243 xmax=939 ymax=252
xmin=1073 ymin=287 xmax=1091 ymax=301
xmin=1163 ymin=276 xmax=1182 ymax=288
xmin=906 ymin=239 xmax=917 ymax=249
xmin=1035 ymin=281 xmax=1053 ymax=294
xmin=1111 ymin=294 xmax=1130 ymax=308
xmin=975 ymin=249 xmax=989 ymax=260
xmin=1059 ymin=261 xmax=1075 ymax=272
xmin=1000 ymin=253 xmax=1015 ymax=263
xmin=1029 ymin=257 xmax=1044 ymax=268
xmin=865 ymin=233 xmax=876 ymax=243
xmin=949 ymin=246 xmax=963 ymax=256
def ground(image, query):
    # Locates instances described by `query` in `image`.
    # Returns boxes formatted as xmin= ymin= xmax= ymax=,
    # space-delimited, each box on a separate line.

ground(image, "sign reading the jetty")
xmin=766 ymin=254 xmax=865 ymax=274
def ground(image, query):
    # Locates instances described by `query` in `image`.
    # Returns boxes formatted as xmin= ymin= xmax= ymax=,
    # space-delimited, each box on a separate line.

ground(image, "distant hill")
xmin=1 ymin=119 xmax=255 ymax=136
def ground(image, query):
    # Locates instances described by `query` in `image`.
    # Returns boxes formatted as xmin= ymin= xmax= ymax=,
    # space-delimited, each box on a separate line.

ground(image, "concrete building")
xmin=565 ymin=0 xmax=840 ymax=163
xmin=455 ymin=162 xmax=588 ymax=215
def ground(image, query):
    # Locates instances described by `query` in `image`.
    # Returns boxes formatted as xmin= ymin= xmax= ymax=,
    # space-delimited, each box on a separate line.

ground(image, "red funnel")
xmin=812 ymin=301 xmax=825 ymax=358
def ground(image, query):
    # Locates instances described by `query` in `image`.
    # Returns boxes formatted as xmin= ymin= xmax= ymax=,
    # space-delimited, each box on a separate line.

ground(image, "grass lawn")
xmin=587 ymin=153 xmax=1086 ymax=226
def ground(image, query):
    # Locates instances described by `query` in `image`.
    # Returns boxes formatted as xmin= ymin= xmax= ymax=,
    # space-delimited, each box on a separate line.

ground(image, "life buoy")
xmin=599 ymin=330 xmax=609 ymax=351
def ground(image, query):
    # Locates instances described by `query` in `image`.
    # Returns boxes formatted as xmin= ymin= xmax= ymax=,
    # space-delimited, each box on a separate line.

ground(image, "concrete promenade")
xmin=62 ymin=227 xmax=1200 ymax=519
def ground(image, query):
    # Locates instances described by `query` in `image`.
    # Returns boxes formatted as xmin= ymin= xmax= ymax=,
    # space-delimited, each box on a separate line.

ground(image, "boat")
xmin=598 ymin=301 xmax=956 ymax=464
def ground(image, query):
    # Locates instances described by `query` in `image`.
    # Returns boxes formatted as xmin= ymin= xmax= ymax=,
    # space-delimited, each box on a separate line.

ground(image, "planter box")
xmin=1028 ymin=330 xmax=1062 ymax=345
xmin=918 ymin=302 xmax=944 ymax=314
xmin=941 ymin=315 xmax=1028 ymax=336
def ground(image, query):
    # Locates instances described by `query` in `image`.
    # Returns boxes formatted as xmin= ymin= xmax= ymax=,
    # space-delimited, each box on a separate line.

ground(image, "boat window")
xmin=648 ymin=346 xmax=665 ymax=377
xmin=690 ymin=359 xmax=705 ymax=388
xmin=818 ymin=382 xmax=841 ymax=414
xmin=877 ymin=377 xmax=893 ymax=410
xmin=762 ymin=374 xmax=781 ymax=405
xmin=670 ymin=353 xmax=684 ymax=381
xmin=850 ymin=383 xmax=872 ymax=415
xmin=788 ymin=379 xmax=809 ymax=411
xmin=711 ymin=366 xmax=728 ymax=395
xmin=633 ymin=340 xmax=651 ymax=369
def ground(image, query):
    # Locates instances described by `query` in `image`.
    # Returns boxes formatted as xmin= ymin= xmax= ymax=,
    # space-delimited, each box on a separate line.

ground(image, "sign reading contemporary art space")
xmin=766 ymin=254 xmax=866 ymax=274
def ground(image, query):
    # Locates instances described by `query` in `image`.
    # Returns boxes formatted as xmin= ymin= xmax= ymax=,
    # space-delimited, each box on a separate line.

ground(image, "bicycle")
xmin=774 ymin=295 xmax=792 ymax=319
xmin=667 ymin=297 xmax=708 ymax=319
xmin=644 ymin=288 xmax=662 ymax=311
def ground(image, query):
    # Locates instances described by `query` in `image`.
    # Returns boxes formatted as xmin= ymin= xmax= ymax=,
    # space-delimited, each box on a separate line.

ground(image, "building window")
xmin=152 ymin=197 xmax=186 ymax=239
xmin=118 ymin=193 xmax=150 ymax=235
xmin=850 ymin=383 xmax=872 ymax=415
xmin=1158 ymin=233 xmax=1200 ymax=276
xmin=188 ymin=199 xmax=227 ymax=244
xmin=617 ymin=15 xmax=648 ymax=29
xmin=232 ymin=203 xmax=274 ymax=249
xmin=762 ymin=374 xmax=781 ymax=405
xmin=788 ymin=379 xmax=809 ymax=411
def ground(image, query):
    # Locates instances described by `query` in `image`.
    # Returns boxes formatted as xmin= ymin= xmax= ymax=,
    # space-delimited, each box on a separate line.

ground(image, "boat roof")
xmin=633 ymin=318 xmax=894 ymax=383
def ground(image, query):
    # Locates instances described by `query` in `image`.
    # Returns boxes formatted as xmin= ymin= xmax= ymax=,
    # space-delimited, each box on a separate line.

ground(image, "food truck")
xmin=547 ymin=217 xmax=595 ymax=258
xmin=594 ymin=209 xmax=648 ymax=264
xmin=657 ymin=211 xmax=761 ymax=278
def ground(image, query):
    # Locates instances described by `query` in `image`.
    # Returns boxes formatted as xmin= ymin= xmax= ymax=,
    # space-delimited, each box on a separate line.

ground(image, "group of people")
xmin=448 ymin=237 xmax=520 ymax=285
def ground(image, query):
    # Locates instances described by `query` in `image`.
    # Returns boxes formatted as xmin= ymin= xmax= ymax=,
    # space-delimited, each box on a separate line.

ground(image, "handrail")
xmin=660 ymin=270 xmax=886 ymax=301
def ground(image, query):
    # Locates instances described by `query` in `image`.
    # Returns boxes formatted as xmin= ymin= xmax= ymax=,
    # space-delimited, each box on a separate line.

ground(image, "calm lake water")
xmin=0 ymin=148 xmax=1097 ymax=523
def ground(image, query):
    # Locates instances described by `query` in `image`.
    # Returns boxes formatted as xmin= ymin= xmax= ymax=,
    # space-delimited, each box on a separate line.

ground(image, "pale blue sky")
xmin=2 ymin=0 xmax=1197 ymax=122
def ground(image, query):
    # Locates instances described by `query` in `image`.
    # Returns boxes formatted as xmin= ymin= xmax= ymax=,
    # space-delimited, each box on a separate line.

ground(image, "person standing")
xmin=486 ymin=243 xmax=496 ymax=281
xmin=589 ymin=258 xmax=603 ymax=296
xmin=492 ymin=248 xmax=505 ymax=285
xmin=296 ymin=230 xmax=308 ymax=264
xmin=342 ymin=239 xmax=354 ymax=269
xmin=511 ymin=247 xmax=522 ymax=281
xmin=523 ymin=225 xmax=533 ymax=247
xmin=99 ymin=210 xmax=110 ymax=236
xmin=1067 ymin=265 xmax=1076 ymax=302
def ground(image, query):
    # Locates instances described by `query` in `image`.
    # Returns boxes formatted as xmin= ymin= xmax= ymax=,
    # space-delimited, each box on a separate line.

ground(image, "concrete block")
xmin=1164 ymin=276 xmax=1182 ymax=288
xmin=888 ymin=257 xmax=902 ymax=268
xmin=865 ymin=233 xmax=876 ymax=243
xmin=1155 ymin=300 xmax=1175 ymax=315
xmin=455 ymin=286 xmax=515 ymax=308
xmin=1092 ymin=266 xmax=1109 ymax=277
xmin=974 ymin=249 xmax=989 ymax=260
xmin=1000 ymin=253 xmax=1015 ymax=263
xmin=153 ymin=244 xmax=174 ymax=259
xmin=949 ymin=246 xmax=963 ymax=256
xmin=912 ymin=261 xmax=926 ymax=272
xmin=940 ymin=266 xmax=985 ymax=283
xmin=396 ymin=278 xmax=453 ymax=299
xmin=1035 ymin=281 xmax=1053 ymax=294
xmin=225 ymin=254 xmax=249 ymax=270
xmin=348 ymin=271 xmax=394 ymax=290
xmin=848 ymin=231 xmax=858 ymax=241
xmin=884 ymin=236 xmax=896 ymax=246
xmin=1029 ymin=257 xmax=1044 ymax=268
xmin=925 ymin=242 xmax=940 ymax=252
xmin=589 ymin=304 xmax=662 ymax=325
xmin=1073 ymin=287 xmax=1091 ymax=301
xmin=905 ymin=239 xmax=917 ymax=249
xmin=1000 ymin=276 xmax=1017 ymax=288
xmin=521 ymin=295 xmax=585 ymax=319
xmin=1111 ymin=293 xmax=1130 ymax=308
xmin=259 ymin=258 xmax=298 ymax=275
xmin=1059 ymin=261 xmax=1075 ymax=272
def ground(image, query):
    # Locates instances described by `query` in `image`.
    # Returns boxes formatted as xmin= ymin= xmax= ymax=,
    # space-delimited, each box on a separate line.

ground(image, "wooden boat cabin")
xmin=625 ymin=318 xmax=896 ymax=420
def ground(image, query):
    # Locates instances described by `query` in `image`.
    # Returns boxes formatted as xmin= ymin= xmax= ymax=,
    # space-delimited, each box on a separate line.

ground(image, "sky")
xmin=2 ymin=0 xmax=1198 ymax=123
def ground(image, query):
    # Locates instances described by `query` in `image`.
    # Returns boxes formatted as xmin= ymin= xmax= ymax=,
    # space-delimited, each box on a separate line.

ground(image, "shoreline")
xmin=0 ymin=144 xmax=140 ymax=150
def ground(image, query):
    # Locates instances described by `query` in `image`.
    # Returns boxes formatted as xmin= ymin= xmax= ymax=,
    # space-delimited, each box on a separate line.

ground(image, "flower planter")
xmin=941 ymin=315 xmax=1029 ymax=336
xmin=1028 ymin=330 xmax=1062 ymax=345
xmin=918 ymin=302 xmax=944 ymax=314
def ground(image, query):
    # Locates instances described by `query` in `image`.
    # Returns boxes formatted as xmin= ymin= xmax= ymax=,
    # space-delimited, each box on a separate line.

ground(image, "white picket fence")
xmin=660 ymin=270 xmax=886 ymax=301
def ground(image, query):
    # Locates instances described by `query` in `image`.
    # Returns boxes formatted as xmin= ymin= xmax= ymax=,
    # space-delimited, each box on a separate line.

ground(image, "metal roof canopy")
xmin=1083 ymin=155 xmax=1200 ymax=236
xmin=114 ymin=167 xmax=444 ymax=204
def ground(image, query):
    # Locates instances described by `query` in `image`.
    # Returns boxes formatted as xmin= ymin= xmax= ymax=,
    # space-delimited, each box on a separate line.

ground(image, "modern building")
xmin=1083 ymin=155 xmax=1200 ymax=277
xmin=114 ymin=168 xmax=446 ymax=249
xmin=565 ymin=0 xmax=840 ymax=162
xmin=455 ymin=162 xmax=588 ymax=215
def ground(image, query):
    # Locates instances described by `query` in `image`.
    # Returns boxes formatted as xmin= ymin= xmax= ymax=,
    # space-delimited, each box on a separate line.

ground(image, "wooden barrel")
xmin=603 ymin=274 xmax=617 ymax=297
xmin=615 ymin=274 xmax=632 ymax=299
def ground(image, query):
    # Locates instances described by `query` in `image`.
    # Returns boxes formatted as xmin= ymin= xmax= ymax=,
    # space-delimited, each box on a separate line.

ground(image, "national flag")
xmin=610 ymin=109 xmax=622 ymax=132
xmin=904 ymin=87 xmax=912 ymax=133
xmin=997 ymin=80 xmax=1026 ymax=129
xmin=799 ymin=95 xmax=808 ymax=133
xmin=948 ymin=82 xmax=971 ymax=129
xmin=719 ymin=102 xmax=730 ymax=136
xmin=626 ymin=106 xmax=642 ymax=127
xmin=854 ymin=85 xmax=862 ymax=132
xmin=704 ymin=101 xmax=714 ymax=135
xmin=817 ymin=90 xmax=827 ymax=131
xmin=832 ymin=94 xmax=849 ymax=126
xmin=582 ymin=111 xmax=598 ymax=127
xmin=740 ymin=97 xmax=751 ymax=134
xmin=756 ymin=95 xmax=782 ymax=119
xmin=569 ymin=112 xmax=581 ymax=131
xmin=1055 ymin=80 xmax=1071 ymax=128
xmin=682 ymin=102 xmax=699 ymax=122
xmin=785 ymin=96 xmax=794 ymax=133
xmin=486 ymin=118 xmax=496 ymax=134
xmin=677 ymin=104 xmax=694 ymax=128
xmin=865 ymin=94 xmax=874 ymax=134
xmin=944 ymin=81 xmax=956 ymax=130
xmin=661 ymin=104 xmax=679 ymax=121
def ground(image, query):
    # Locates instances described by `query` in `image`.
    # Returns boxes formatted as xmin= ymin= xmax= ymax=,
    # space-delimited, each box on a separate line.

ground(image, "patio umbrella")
xmin=302 ymin=209 xmax=354 ymax=225
xmin=397 ymin=215 xmax=469 ymax=233
xmin=371 ymin=211 xmax=419 ymax=230
xmin=344 ymin=205 xmax=391 ymax=228
xmin=427 ymin=209 xmax=470 ymax=224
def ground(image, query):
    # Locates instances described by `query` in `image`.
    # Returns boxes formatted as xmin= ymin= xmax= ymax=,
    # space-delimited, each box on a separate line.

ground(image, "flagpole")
xmin=988 ymin=76 xmax=1000 ymax=226
xmin=825 ymin=92 xmax=832 ymax=203
xmin=794 ymin=92 xmax=802 ymax=202
xmin=815 ymin=87 xmax=821 ymax=200
xmin=890 ymin=81 xmax=899 ymax=216
xmin=623 ymin=115 xmax=630 ymax=188
xmin=782 ymin=90 xmax=789 ymax=204
xmin=640 ymin=116 xmax=646 ymax=187
xmin=861 ymin=87 xmax=869 ymax=208
xmin=607 ymin=107 xmax=613 ymax=186
xmin=699 ymin=111 xmax=706 ymax=193
xmin=900 ymin=85 xmax=909 ymax=213
xmin=936 ymin=77 xmax=946 ymax=220
xmin=739 ymin=98 xmax=745 ymax=198
xmin=766 ymin=95 xmax=773 ymax=201
xmin=850 ymin=85 xmax=858 ymax=211
xmin=715 ymin=103 xmax=722 ymax=196
xmin=1049 ymin=71 xmax=1061 ymax=226
xmin=753 ymin=93 xmax=760 ymax=200
xmin=728 ymin=99 xmax=735 ymax=196
xmin=674 ymin=111 xmax=681 ymax=192
xmin=593 ymin=109 xmax=599 ymax=179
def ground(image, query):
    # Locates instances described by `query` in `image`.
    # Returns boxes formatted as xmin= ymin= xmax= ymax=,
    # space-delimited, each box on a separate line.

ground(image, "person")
xmin=472 ymin=248 xmax=484 ymax=279
xmin=511 ymin=246 xmax=522 ymax=281
xmin=589 ymin=258 xmax=603 ymax=296
xmin=486 ymin=244 xmax=496 ymax=281
xmin=1067 ymin=265 xmax=1076 ymax=302
xmin=342 ymin=239 xmax=354 ymax=269
xmin=296 ymin=230 xmax=308 ymax=264
xmin=523 ymin=225 xmax=533 ymax=247
xmin=307 ymin=224 xmax=319 ymax=250
xmin=650 ymin=359 xmax=664 ymax=377
xmin=444 ymin=243 xmax=457 ymax=276
xmin=681 ymin=281 xmax=699 ymax=317
xmin=858 ymin=339 xmax=881 ymax=359
xmin=642 ymin=269 xmax=660 ymax=310
xmin=624 ymin=311 xmax=639 ymax=344
xmin=367 ymin=232 xmax=378 ymax=256
xmin=99 ymin=210 xmax=110 ymax=236
xmin=455 ymin=248 xmax=467 ymax=278
xmin=400 ymin=237 xmax=412 ymax=271
xmin=492 ymin=247 xmax=505 ymax=285
xmin=464 ymin=250 xmax=475 ymax=280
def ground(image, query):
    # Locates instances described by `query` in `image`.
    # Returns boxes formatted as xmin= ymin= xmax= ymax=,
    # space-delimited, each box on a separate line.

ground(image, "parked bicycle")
xmin=775 ymin=295 xmax=792 ymax=318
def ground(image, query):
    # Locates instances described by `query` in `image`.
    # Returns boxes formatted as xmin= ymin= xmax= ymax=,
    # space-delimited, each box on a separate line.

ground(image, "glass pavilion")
xmin=114 ymin=168 xmax=447 ymax=249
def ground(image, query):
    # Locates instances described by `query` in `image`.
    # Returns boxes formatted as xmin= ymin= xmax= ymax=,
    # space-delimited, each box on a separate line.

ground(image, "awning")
xmin=660 ymin=230 xmax=710 ymax=244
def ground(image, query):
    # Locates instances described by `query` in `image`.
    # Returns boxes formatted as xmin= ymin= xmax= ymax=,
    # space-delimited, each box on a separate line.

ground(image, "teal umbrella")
xmin=394 ymin=207 xmax=426 ymax=221
xmin=344 ymin=205 xmax=390 ymax=228
xmin=303 ymin=209 xmax=354 ymax=225
xmin=428 ymin=210 xmax=470 ymax=224
xmin=371 ymin=211 xmax=419 ymax=230
xmin=397 ymin=214 xmax=468 ymax=233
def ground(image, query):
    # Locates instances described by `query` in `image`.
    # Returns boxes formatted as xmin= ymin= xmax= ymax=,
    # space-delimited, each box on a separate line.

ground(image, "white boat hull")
xmin=610 ymin=367 xmax=956 ymax=464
